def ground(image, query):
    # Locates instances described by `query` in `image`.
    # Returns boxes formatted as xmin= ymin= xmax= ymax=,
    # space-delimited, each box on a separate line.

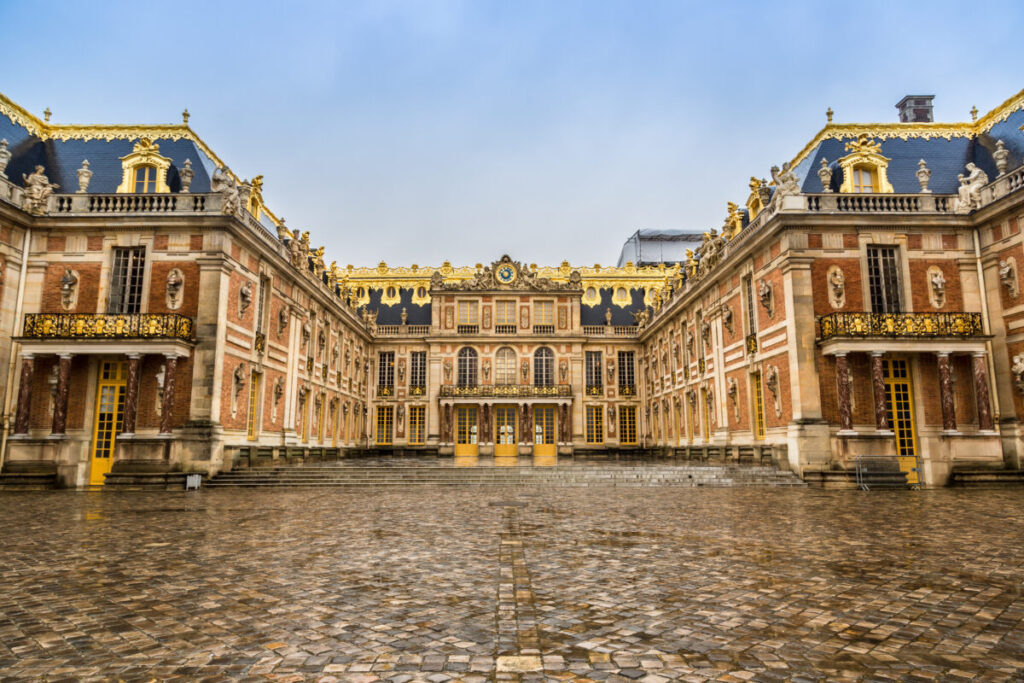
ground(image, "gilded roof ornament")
xmin=182 ymin=108 xmax=190 ymax=125
xmin=826 ymin=107 xmax=833 ymax=123
xmin=43 ymin=107 xmax=51 ymax=122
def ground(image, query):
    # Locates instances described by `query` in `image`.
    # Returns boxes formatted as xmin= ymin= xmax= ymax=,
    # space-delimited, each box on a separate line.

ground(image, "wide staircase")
xmin=205 ymin=462 xmax=805 ymax=488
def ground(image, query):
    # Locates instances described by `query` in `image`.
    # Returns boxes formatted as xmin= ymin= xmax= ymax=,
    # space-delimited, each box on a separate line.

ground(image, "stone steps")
xmin=0 ymin=472 xmax=58 ymax=490
xmin=206 ymin=464 xmax=805 ymax=488
xmin=950 ymin=469 xmax=1024 ymax=487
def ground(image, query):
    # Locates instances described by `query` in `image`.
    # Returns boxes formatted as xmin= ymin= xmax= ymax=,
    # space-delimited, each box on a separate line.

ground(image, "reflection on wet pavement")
xmin=0 ymin=487 xmax=1022 ymax=681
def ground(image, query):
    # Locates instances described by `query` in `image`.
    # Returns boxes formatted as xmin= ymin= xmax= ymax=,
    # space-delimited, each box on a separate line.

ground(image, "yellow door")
xmin=494 ymin=405 xmax=517 ymax=456
xmin=883 ymin=359 xmax=919 ymax=463
xmin=455 ymin=405 xmax=479 ymax=456
xmin=90 ymin=361 xmax=128 ymax=486
xmin=534 ymin=405 xmax=556 ymax=456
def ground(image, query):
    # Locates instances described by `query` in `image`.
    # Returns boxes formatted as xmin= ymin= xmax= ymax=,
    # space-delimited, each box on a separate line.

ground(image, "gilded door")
xmin=494 ymin=405 xmax=517 ymax=457
xmin=882 ymin=359 xmax=918 ymax=460
xmin=455 ymin=405 xmax=479 ymax=456
xmin=89 ymin=361 xmax=128 ymax=486
xmin=533 ymin=405 xmax=556 ymax=456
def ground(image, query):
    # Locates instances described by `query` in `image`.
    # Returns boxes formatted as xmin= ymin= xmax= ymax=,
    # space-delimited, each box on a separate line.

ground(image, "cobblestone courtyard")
xmin=1 ymin=487 xmax=1023 ymax=682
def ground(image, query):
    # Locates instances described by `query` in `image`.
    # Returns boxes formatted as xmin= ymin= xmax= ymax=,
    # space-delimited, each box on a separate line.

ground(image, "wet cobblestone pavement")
xmin=1 ymin=487 xmax=1023 ymax=682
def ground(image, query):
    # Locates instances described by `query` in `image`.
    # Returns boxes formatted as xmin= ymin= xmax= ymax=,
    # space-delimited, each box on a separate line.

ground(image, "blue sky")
xmin=2 ymin=1 xmax=1022 ymax=267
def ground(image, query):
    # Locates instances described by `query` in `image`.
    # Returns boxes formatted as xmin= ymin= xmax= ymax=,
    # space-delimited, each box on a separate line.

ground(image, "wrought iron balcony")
xmin=586 ymin=384 xmax=603 ymax=396
xmin=409 ymin=385 xmax=427 ymax=396
xmin=22 ymin=313 xmax=194 ymax=341
xmin=377 ymin=385 xmax=395 ymax=397
xmin=439 ymin=384 xmax=573 ymax=398
xmin=619 ymin=384 xmax=636 ymax=397
xmin=817 ymin=312 xmax=984 ymax=341
xmin=746 ymin=334 xmax=758 ymax=354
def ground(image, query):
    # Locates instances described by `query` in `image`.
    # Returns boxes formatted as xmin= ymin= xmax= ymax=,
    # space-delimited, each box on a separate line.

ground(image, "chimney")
xmin=896 ymin=95 xmax=935 ymax=123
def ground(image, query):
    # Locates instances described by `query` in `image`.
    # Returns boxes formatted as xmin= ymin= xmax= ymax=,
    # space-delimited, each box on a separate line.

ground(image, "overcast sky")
xmin=2 ymin=1 xmax=1022 ymax=267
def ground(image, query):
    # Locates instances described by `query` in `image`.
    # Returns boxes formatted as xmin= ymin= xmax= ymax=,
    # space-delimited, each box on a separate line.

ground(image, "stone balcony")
xmin=22 ymin=313 xmax=195 ymax=341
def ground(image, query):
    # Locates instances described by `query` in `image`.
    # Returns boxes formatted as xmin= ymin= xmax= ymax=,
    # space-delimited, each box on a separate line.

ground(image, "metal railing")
xmin=22 ymin=313 xmax=194 ymax=341
xmin=439 ymin=384 xmax=573 ymax=398
xmin=817 ymin=312 xmax=984 ymax=340
xmin=855 ymin=455 xmax=922 ymax=490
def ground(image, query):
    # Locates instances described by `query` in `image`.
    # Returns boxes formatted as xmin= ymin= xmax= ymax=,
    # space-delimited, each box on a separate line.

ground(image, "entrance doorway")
xmin=882 ymin=358 xmax=918 ymax=456
xmin=89 ymin=361 xmax=128 ymax=486
xmin=455 ymin=405 xmax=479 ymax=456
xmin=534 ymin=405 xmax=556 ymax=456
xmin=494 ymin=405 xmax=517 ymax=456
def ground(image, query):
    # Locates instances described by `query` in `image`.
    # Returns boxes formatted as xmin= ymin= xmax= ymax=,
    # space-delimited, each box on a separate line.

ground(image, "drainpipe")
xmin=0 ymin=226 xmax=32 ymax=471
xmin=974 ymin=227 xmax=1000 ymax=424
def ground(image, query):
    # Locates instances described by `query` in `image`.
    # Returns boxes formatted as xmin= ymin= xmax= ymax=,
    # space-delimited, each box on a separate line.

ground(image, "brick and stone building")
xmin=1 ymin=88 xmax=1024 ymax=487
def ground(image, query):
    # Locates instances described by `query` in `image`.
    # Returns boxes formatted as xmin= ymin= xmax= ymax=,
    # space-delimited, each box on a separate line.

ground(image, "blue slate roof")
xmin=365 ymin=289 xmax=431 ymax=326
xmin=580 ymin=288 xmax=648 ymax=326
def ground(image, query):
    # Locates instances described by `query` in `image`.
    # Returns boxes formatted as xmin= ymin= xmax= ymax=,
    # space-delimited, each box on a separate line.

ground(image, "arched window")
xmin=533 ymin=347 xmax=553 ymax=386
xmin=134 ymin=164 xmax=157 ymax=193
xmin=495 ymin=347 xmax=516 ymax=385
xmin=457 ymin=347 xmax=478 ymax=387
xmin=851 ymin=166 xmax=876 ymax=193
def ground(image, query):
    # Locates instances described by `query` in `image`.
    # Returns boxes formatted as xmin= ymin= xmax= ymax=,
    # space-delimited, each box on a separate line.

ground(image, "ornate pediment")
xmin=430 ymin=255 xmax=583 ymax=292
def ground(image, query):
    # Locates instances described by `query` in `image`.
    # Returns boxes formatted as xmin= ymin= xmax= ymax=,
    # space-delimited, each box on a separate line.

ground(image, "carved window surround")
xmin=837 ymin=134 xmax=894 ymax=194
xmin=116 ymin=139 xmax=172 ymax=194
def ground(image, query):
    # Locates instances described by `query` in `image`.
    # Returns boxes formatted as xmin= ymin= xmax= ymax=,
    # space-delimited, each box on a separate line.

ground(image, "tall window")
xmin=585 ymin=405 xmax=604 ymax=444
xmin=457 ymin=300 xmax=478 ymax=333
xmin=617 ymin=350 xmax=635 ymax=391
xmin=743 ymin=275 xmax=757 ymax=334
xmin=246 ymin=371 xmax=261 ymax=440
xmin=852 ymin=167 xmax=876 ymax=193
xmin=867 ymin=246 xmax=902 ymax=313
xmin=533 ymin=347 xmax=554 ymax=386
xmin=457 ymin=347 xmax=478 ymax=387
xmin=752 ymin=371 xmax=766 ymax=439
xmin=376 ymin=405 xmax=393 ymax=445
xmin=378 ymin=351 xmax=395 ymax=389
xmin=256 ymin=276 xmax=269 ymax=334
xmin=619 ymin=405 xmax=637 ymax=445
xmin=108 ymin=247 xmax=146 ymax=314
xmin=408 ymin=405 xmax=425 ymax=445
xmin=134 ymin=165 xmax=157 ymax=193
xmin=495 ymin=347 xmax=516 ymax=385
xmin=534 ymin=301 xmax=554 ymax=332
xmin=410 ymin=351 xmax=427 ymax=391
xmin=586 ymin=351 xmax=602 ymax=390
xmin=496 ymin=300 xmax=516 ymax=333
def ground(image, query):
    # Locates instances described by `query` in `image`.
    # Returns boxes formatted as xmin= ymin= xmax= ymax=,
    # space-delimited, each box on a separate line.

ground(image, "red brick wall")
xmin=811 ymin=258 xmax=864 ymax=315
xmin=148 ymin=261 xmax=200 ymax=316
xmin=219 ymin=360 xmax=249 ymax=430
xmin=908 ymin=260 xmax=963 ymax=312
xmin=726 ymin=368 xmax=749 ymax=432
xmin=41 ymin=262 xmax=101 ymax=313
xmin=763 ymin=355 xmax=791 ymax=428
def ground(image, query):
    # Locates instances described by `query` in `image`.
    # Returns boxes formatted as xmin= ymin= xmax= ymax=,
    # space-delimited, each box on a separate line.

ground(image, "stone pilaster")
xmin=51 ymin=354 xmax=72 ymax=435
xmin=870 ymin=352 xmax=892 ymax=433
xmin=13 ymin=354 xmax=33 ymax=435
xmin=160 ymin=355 xmax=178 ymax=435
xmin=973 ymin=352 xmax=994 ymax=432
xmin=937 ymin=352 xmax=957 ymax=434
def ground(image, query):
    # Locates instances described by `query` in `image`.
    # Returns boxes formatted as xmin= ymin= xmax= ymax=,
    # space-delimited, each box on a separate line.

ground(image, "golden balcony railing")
xmin=746 ymin=334 xmax=758 ymax=354
xmin=817 ymin=312 xmax=984 ymax=341
xmin=439 ymin=384 xmax=573 ymax=398
xmin=22 ymin=313 xmax=194 ymax=341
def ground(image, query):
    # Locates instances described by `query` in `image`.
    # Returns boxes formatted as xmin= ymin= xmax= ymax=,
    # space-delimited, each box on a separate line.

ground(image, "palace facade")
xmin=1 ymin=90 xmax=1024 ymax=488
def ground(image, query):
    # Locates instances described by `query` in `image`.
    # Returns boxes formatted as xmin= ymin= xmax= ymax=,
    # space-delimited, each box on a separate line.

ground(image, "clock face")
xmin=496 ymin=265 xmax=516 ymax=284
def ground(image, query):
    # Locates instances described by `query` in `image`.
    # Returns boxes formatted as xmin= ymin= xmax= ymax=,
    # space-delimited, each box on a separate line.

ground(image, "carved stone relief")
xmin=443 ymin=358 xmax=453 ymax=382
xmin=758 ymin=279 xmax=773 ymax=317
xmin=60 ymin=268 xmax=78 ymax=310
xmin=559 ymin=359 xmax=568 ymax=383
xmin=166 ymin=268 xmax=184 ymax=310
xmin=721 ymin=306 xmax=734 ymax=335
xmin=238 ymin=281 xmax=253 ymax=319
xmin=272 ymin=377 xmax=284 ymax=422
xmin=1012 ymin=355 xmax=1024 ymax=394
xmin=765 ymin=365 xmax=781 ymax=418
xmin=727 ymin=378 xmax=739 ymax=421
xmin=231 ymin=363 xmax=246 ymax=417
xmin=953 ymin=163 xmax=989 ymax=214
xmin=999 ymin=258 xmax=1019 ymax=299
xmin=927 ymin=266 xmax=947 ymax=309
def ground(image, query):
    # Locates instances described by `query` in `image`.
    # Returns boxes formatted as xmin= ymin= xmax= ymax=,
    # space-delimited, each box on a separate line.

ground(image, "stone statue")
xmin=400 ymin=307 xmax=408 ymax=325
xmin=607 ymin=404 xmax=616 ymax=429
xmin=828 ymin=267 xmax=845 ymax=308
xmin=930 ymin=268 xmax=946 ymax=308
xmin=953 ymin=163 xmax=989 ymax=214
xmin=211 ymin=167 xmax=239 ymax=214
xmin=76 ymin=160 xmax=92 ymax=193
xmin=999 ymin=259 xmax=1018 ymax=298
xmin=701 ymin=321 xmax=710 ymax=347
xmin=239 ymin=281 xmax=253 ymax=318
xmin=559 ymin=359 xmax=568 ymax=383
xmin=443 ymin=358 xmax=453 ymax=381
xmin=166 ymin=269 xmax=183 ymax=310
xmin=727 ymin=378 xmax=739 ymax=421
xmin=430 ymin=270 xmax=444 ymax=289
xmin=1012 ymin=355 xmax=1024 ymax=394
xmin=817 ymin=159 xmax=833 ymax=192
xmin=21 ymin=165 xmax=58 ymax=215
xmin=758 ymin=279 xmax=772 ymax=314
xmin=993 ymin=140 xmax=1010 ymax=176
xmin=607 ymin=359 xmax=615 ymax=383
xmin=765 ymin=365 xmax=781 ymax=417
xmin=60 ymin=268 xmax=77 ymax=309
xmin=179 ymin=159 xmax=194 ymax=193
xmin=520 ymin=358 xmax=530 ymax=382
xmin=769 ymin=161 xmax=801 ymax=210
xmin=0 ymin=139 xmax=10 ymax=178
xmin=278 ymin=306 xmax=290 ymax=333
xmin=233 ymin=364 xmax=246 ymax=400
xmin=632 ymin=308 xmax=650 ymax=329
xmin=916 ymin=159 xmax=931 ymax=193
xmin=721 ymin=306 xmax=734 ymax=335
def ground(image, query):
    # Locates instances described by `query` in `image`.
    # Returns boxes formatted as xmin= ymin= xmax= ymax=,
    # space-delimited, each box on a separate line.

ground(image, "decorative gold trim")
xmin=837 ymin=135 xmax=894 ymax=194
xmin=115 ymin=139 xmax=172 ymax=194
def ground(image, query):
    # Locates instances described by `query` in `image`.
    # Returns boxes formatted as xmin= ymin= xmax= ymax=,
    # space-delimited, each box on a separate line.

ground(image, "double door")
xmin=494 ymin=406 xmax=517 ymax=457
xmin=455 ymin=405 xmax=478 ymax=456
xmin=533 ymin=405 xmax=556 ymax=457
xmin=90 ymin=361 xmax=128 ymax=486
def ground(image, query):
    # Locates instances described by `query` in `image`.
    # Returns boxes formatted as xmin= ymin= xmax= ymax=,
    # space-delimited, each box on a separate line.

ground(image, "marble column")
xmin=937 ymin=352 xmax=957 ymax=433
xmin=973 ymin=352 xmax=994 ymax=431
xmin=121 ymin=353 xmax=141 ymax=436
xmin=870 ymin=352 xmax=891 ymax=433
xmin=13 ymin=354 xmax=34 ymax=435
xmin=51 ymin=354 xmax=72 ymax=435
xmin=835 ymin=353 xmax=853 ymax=433
xmin=160 ymin=355 xmax=178 ymax=435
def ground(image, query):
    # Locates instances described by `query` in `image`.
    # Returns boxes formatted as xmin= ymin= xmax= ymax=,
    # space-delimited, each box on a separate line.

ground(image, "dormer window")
xmin=851 ymin=166 xmax=876 ymax=193
xmin=134 ymin=165 xmax=157 ymax=193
